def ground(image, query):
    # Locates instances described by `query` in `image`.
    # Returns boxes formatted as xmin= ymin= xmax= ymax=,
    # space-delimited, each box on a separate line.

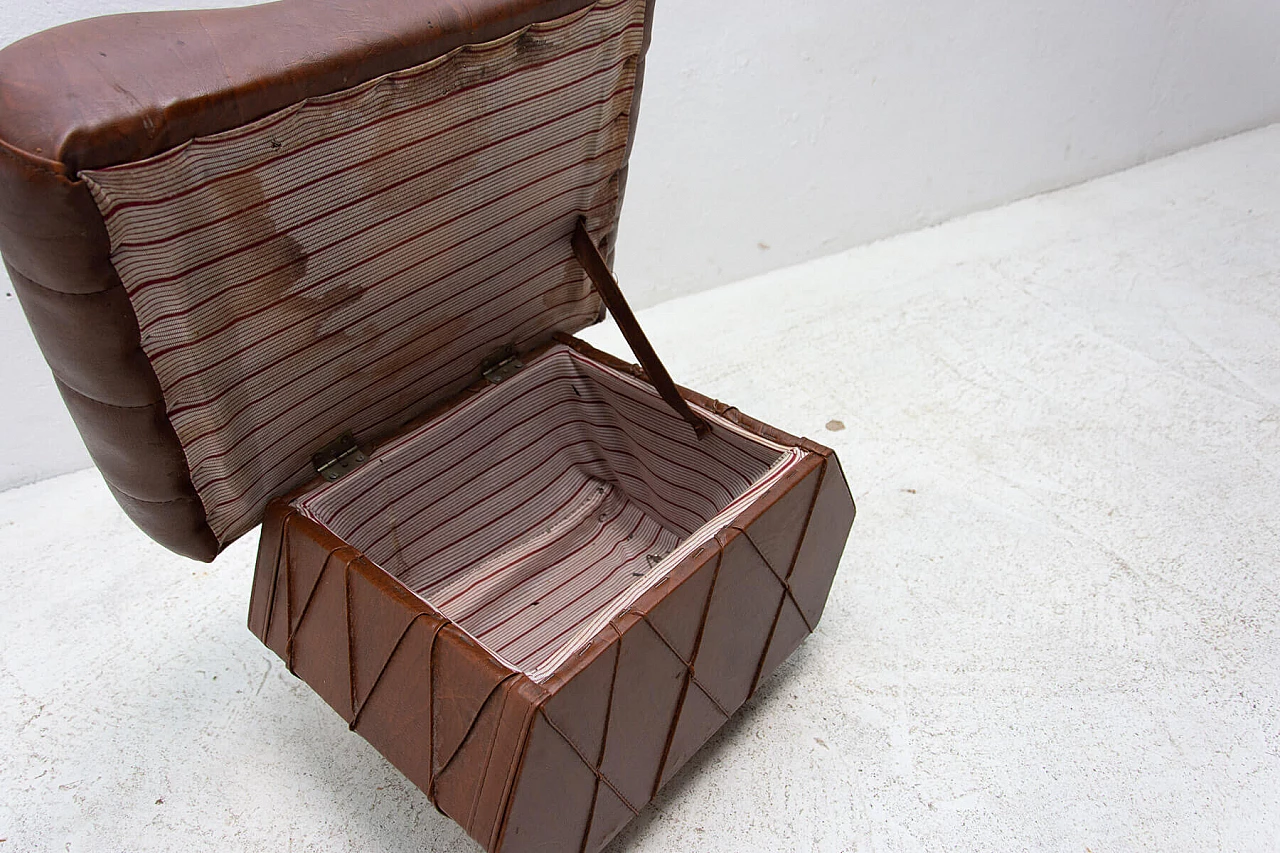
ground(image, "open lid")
xmin=0 ymin=0 xmax=655 ymax=560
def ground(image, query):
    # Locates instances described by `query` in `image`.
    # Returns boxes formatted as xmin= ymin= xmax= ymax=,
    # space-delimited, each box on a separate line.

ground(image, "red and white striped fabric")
xmin=294 ymin=345 xmax=804 ymax=680
xmin=81 ymin=0 xmax=648 ymax=543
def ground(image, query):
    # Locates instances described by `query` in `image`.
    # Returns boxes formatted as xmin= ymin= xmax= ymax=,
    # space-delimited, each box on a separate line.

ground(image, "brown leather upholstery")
xmin=0 ymin=149 xmax=218 ymax=558
xmin=0 ymin=0 xmax=643 ymax=560
xmin=4 ymin=5 xmax=857 ymax=849
xmin=249 ymin=337 xmax=857 ymax=853
xmin=0 ymin=0 xmax=606 ymax=174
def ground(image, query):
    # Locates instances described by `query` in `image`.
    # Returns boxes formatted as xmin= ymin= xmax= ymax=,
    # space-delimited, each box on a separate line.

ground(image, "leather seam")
xmin=539 ymin=708 xmax=640 ymax=817
xmin=104 ymin=487 xmax=201 ymax=507
xmin=467 ymin=677 xmax=514 ymax=837
xmin=735 ymin=527 xmax=816 ymax=636
xmin=57 ymin=383 xmax=164 ymax=411
xmin=578 ymin=627 xmax=623 ymax=853
xmin=344 ymin=559 xmax=357 ymax=719
xmin=490 ymin=682 xmax=550 ymax=852
xmin=652 ymin=545 xmax=725 ymax=797
xmin=4 ymin=255 xmax=122 ymax=300
xmin=430 ymin=671 xmax=523 ymax=810
xmin=751 ymin=586 xmax=791 ymax=700
xmin=746 ymin=460 xmax=827 ymax=697
xmin=8 ymin=272 xmax=130 ymax=301
xmin=260 ymin=509 xmax=296 ymax=645
xmin=786 ymin=457 xmax=828 ymax=582
xmin=286 ymin=548 xmax=341 ymax=674
xmin=348 ymin=609 xmax=442 ymax=730
xmin=0 ymin=136 xmax=72 ymax=180
xmin=638 ymin=612 xmax=731 ymax=719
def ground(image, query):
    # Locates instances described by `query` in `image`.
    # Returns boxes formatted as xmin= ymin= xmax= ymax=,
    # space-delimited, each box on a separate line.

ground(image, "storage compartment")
xmin=292 ymin=343 xmax=806 ymax=680
xmin=1 ymin=0 xmax=857 ymax=847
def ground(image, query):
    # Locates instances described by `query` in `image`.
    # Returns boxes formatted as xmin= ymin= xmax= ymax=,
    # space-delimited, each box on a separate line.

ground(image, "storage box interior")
xmin=292 ymin=344 xmax=805 ymax=680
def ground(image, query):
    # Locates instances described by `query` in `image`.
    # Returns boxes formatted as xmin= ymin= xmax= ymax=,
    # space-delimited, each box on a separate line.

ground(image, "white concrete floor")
xmin=3 ymin=124 xmax=1280 ymax=852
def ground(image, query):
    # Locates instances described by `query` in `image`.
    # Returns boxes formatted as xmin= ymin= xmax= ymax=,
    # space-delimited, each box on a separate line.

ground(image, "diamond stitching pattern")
xmin=255 ymin=445 xmax=851 ymax=853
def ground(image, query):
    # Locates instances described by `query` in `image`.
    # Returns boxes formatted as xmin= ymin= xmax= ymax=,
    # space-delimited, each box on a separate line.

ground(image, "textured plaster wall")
xmin=3 ymin=0 xmax=1280 ymax=489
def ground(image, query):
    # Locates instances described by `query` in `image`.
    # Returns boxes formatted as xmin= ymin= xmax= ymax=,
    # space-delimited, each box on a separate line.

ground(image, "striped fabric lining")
xmin=294 ymin=345 xmax=804 ymax=679
xmin=81 ymin=0 xmax=648 ymax=544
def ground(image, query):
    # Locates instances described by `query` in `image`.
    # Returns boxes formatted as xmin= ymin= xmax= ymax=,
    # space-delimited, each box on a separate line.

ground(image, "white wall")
xmin=4 ymin=0 xmax=1280 ymax=490
xmin=613 ymin=0 xmax=1280 ymax=305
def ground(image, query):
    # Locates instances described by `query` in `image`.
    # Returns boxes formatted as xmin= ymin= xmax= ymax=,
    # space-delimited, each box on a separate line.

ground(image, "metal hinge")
xmin=482 ymin=353 xmax=524 ymax=385
xmin=312 ymin=431 xmax=366 ymax=482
